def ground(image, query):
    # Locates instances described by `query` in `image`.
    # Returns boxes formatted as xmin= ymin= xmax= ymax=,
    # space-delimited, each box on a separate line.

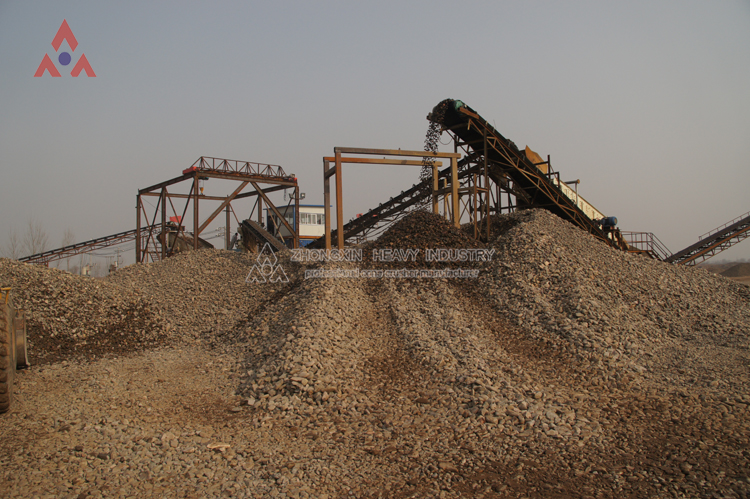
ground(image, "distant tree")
xmin=61 ymin=228 xmax=75 ymax=247
xmin=1 ymin=226 xmax=22 ymax=259
xmin=22 ymin=217 xmax=49 ymax=257
xmin=61 ymin=228 xmax=75 ymax=272
xmin=89 ymin=261 xmax=100 ymax=278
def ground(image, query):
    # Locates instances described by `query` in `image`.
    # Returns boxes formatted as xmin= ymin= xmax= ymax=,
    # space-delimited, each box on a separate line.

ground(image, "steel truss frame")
xmin=666 ymin=211 xmax=750 ymax=266
xmin=19 ymin=227 xmax=156 ymax=266
xmin=323 ymin=148 xmax=460 ymax=250
xmin=136 ymin=156 xmax=299 ymax=263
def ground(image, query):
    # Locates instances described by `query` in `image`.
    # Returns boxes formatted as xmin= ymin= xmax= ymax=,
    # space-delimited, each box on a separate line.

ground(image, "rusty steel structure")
xmin=307 ymin=153 xmax=492 ymax=249
xmin=666 ymin=211 xmax=750 ymax=266
xmin=136 ymin=156 xmax=299 ymax=263
xmin=18 ymin=227 xmax=156 ymax=267
xmin=430 ymin=99 xmax=629 ymax=251
xmin=312 ymin=100 xmax=628 ymax=252
xmin=322 ymin=148 xmax=460 ymax=250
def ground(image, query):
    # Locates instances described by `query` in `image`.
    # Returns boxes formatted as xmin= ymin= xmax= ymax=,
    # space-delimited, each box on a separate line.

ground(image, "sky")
xmin=1 ymin=0 xmax=749 ymax=267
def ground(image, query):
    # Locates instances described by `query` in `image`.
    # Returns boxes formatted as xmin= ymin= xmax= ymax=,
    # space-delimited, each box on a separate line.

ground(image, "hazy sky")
xmin=2 ymin=1 xmax=749 ymax=266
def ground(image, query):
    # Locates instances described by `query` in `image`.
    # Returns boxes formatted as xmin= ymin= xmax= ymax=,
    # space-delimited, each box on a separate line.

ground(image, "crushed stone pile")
xmin=2 ymin=209 xmax=750 ymax=498
xmin=106 ymin=249 xmax=299 ymax=340
xmin=364 ymin=211 xmax=484 ymax=268
xmin=721 ymin=262 xmax=750 ymax=277
xmin=226 ymin=209 xmax=750 ymax=496
xmin=479 ymin=209 xmax=750 ymax=392
xmin=0 ymin=258 xmax=168 ymax=364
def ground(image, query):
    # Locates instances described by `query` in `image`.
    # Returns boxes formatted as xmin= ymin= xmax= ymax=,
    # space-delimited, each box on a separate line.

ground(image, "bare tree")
xmin=22 ymin=217 xmax=49 ymax=257
xmin=91 ymin=262 xmax=103 ymax=278
xmin=61 ymin=228 xmax=75 ymax=271
xmin=1 ymin=226 xmax=22 ymax=259
xmin=61 ymin=228 xmax=75 ymax=247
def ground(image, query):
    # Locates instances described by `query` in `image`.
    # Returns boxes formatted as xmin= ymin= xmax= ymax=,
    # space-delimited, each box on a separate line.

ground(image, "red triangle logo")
xmin=51 ymin=19 xmax=78 ymax=52
xmin=71 ymin=53 xmax=96 ymax=77
xmin=34 ymin=54 xmax=62 ymax=77
xmin=35 ymin=20 xmax=96 ymax=77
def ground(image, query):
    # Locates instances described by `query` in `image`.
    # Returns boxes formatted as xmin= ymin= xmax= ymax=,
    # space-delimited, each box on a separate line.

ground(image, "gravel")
xmin=0 ymin=259 xmax=168 ymax=365
xmin=721 ymin=263 xmax=750 ymax=277
xmin=1 ymin=208 xmax=749 ymax=498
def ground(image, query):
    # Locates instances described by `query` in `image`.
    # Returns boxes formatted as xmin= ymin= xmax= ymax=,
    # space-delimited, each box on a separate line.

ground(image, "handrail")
xmin=620 ymin=232 xmax=672 ymax=260
xmin=699 ymin=210 xmax=750 ymax=241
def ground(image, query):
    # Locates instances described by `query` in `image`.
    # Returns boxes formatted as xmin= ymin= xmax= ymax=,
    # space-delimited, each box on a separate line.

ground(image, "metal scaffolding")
xmin=136 ymin=156 xmax=300 ymax=263
xmin=322 ymin=148 xmax=461 ymax=250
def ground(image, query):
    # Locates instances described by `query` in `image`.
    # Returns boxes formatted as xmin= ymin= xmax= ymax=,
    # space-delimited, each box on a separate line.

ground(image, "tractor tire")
xmin=15 ymin=309 xmax=29 ymax=369
xmin=0 ymin=292 xmax=16 ymax=414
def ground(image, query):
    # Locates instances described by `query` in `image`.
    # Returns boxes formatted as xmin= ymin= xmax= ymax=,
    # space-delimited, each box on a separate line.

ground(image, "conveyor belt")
xmin=666 ymin=212 xmax=750 ymax=265
xmin=18 ymin=226 xmax=158 ymax=266
xmin=240 ymin=219 xmax=288 ymax=253
xmin=430 ymin=99 xmax=620 ymax=249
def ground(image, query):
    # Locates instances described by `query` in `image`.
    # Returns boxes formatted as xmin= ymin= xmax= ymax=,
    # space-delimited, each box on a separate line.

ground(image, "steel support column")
xmin=451 ymin=156 xmax=459 ymax=228
xmin=335 ymin=150 xmax=344 ymax=250
xmin=135 ymin=195 xmax=141 ymax=263
xmin=160 ymin=189 xmax=167 ymax=260
xmin=324 ymin=159 xmax=332 ymax=251
xmin=432 ymin=164 xmax=439 ymax=215
xmin=225 ymin=205 xmax=231 ymax=250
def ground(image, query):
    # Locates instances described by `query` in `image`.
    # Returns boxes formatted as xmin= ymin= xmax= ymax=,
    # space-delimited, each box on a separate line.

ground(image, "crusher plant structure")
xmin=136 ymin=156 xmax=300 ymax=263
xmin=310 ymin=99 xmax=748 ymax=266
xmin=16 ymin=101 xmax=749 ymax=267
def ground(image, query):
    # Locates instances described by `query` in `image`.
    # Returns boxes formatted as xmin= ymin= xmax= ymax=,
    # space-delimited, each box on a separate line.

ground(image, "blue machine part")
xmin=598 ymin=216 xmax=618 ymax=227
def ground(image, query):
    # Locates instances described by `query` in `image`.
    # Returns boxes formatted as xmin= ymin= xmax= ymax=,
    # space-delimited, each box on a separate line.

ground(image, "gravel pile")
xmin=2 ymin=209 xmax=749 ymax=498
xmin=478 ymin=209 xmax=750 ymax=392
xmin=721 ymin=262 xmax=750 ymax=277
xmin=105 ymin=249 xmax=281 ymax=339
xmin=364 ymin=211 xmax=484 ymax=268
xmin=0 ymin=259 xmax=168 ymax=364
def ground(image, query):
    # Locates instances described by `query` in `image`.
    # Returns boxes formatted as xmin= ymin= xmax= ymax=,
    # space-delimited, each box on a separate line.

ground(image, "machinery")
xmin=238 ymin=219 xmax=287 ymax=253
xmin=157 ymin=221 xmax=215 ymax=255
xmin=595 ymin=217 xmax=619 ymax=235
xmin=0 ymin=288 xmax=30 ymax=414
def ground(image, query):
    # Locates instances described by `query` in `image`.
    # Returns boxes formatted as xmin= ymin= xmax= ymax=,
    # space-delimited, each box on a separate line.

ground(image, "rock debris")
xmin=1 ymin=208 xmax=749 ymax=498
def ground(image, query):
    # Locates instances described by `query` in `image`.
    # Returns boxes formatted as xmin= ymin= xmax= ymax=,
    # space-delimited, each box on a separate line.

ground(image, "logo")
xmin=245 ymin=243 xmax=289 ymax=284
xmin=34 ymin=20 xmax=96 ymax=77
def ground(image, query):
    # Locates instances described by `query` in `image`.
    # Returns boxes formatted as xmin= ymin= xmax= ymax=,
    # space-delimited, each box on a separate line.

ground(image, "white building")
xmin=267 ymin=204 xmax=326 ymax=247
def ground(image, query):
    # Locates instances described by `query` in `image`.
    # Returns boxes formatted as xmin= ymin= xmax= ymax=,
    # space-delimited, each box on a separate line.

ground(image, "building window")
xmin=300 ymin=212 xmax=324 ymax=225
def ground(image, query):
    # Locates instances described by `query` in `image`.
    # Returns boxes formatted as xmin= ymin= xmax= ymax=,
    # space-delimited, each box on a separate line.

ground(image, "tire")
xmin=0 ymin=290 xmax=16 ymax=414
xmin=15 ymin=309 xmax=29 ymax=369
